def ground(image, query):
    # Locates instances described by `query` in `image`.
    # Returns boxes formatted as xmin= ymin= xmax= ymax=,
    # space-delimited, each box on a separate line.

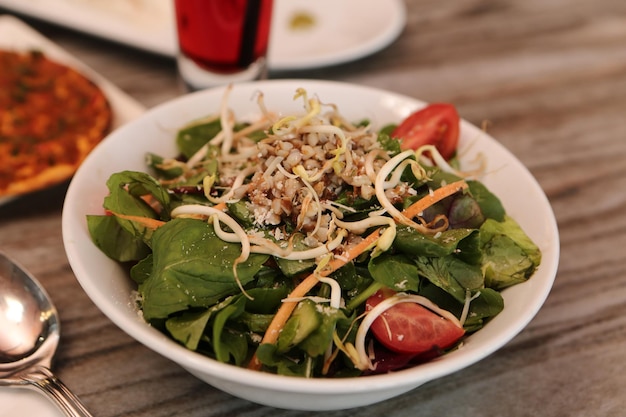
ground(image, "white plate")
xmin=268 ymin=0 xmax=406 ymax=70
xmin=0 ymin=389 xmax=65 ymax=417
xmin=0 ymin=0 xmax=406 ymax=70
xmin=62 ymin=80 xmax=560 ymax=410
xmin=0 ymin=15 xmax=146 ymax=207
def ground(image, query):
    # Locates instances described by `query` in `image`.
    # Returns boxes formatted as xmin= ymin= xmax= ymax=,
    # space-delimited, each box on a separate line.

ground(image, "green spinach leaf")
xmin=104 ymin=170 xmax=171 ymax=219
xmin=462 ymin=288 xmax=504 ymax=331
xmin=130 ymin=254 xmax=154 ymax=284
xmin=275 ymin=233 xmax=317 ymax=277
xmin=415 ymin=256 xmax=484 ymax=303
xmin=139 ymin=218 xmax=268 ymax=319
xmin=165 ymin=308 xmax=213 ymax=351
xmin=146 ymin=153 xmax=183 ymax=180
xmin=467 ymin=180 xmax=505 ymax=222
xmin=87 ymin=214 xmax=151 ymax=262
xmin=176 ymin=119 xmax=222 ymax=159
xmin=394 ymin=225 xmax=476 ymax=258
xmin=212 ymin=295 xmax=248 ymax=364
xmin=368 ymin=252 xmax=420 ymax=292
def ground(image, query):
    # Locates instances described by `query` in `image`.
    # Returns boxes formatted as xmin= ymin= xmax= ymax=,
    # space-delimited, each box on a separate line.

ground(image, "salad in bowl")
xmin=63 ymin=80 xmax=558 ymax=410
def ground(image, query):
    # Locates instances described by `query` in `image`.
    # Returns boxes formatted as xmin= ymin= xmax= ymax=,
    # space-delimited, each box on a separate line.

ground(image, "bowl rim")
xmin=62 ymin=78 xmax=560 ymax=395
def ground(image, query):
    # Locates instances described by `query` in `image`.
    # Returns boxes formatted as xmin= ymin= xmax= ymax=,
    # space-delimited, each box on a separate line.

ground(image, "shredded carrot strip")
xmin=248 ymin=179 xmax=468 ymax=370
xmin=111 ymin=212 xmax=165 ymax=230
xmin=212 ymin=201 xmax=228 ymax=212
xmin=402 ymin=180 xmax=469 ymax=220
xmin=140 ymin=194 xmax=163 ymax=213
xmin=110 ymin=202 xmax=227 ymax=231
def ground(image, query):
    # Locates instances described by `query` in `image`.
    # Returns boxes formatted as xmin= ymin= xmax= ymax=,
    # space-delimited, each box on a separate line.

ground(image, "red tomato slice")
xmin=392 ymin=103 xmax=460 ymax=160
xmin=365 ymin=288 xmax=464 ymax=355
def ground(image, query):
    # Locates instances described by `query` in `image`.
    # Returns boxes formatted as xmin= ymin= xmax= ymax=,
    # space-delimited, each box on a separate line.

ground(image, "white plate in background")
xmin=0 ymin=0 xmax=176 ymax=58
xmin=0 ymin=389 xmax=65 ymax=417
xmin=268 ymin=0 xmax=406 ymax=70
xmin=0 ymin=15 xmax=145 ymax=206
xmin=0 ymin=0 xmax=406 ymax=70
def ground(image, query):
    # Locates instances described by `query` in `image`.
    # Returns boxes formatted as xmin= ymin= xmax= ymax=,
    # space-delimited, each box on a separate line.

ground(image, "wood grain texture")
xmin=1 ymin=0 xmax=626 ymax=415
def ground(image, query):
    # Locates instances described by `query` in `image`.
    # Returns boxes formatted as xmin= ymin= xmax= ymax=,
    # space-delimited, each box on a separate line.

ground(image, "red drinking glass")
xmin=174 ymin=0 xmax=274 ymax=89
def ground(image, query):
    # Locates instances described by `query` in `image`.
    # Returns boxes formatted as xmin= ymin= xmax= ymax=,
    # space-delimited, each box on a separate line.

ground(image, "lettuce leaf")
xmin=212 ymin=296 xmax=248 ymax=365
xmin=414 ymin=256 xmax=484 ymax=303
xmin=368 ymin=252 xmax=421 ymax=292
xmin=139 ymin=218 xmax=268 ymax=319
xmin=467 ymin=180 xmax=506 ymax=222
xmin=87 ymin=214 xmax=151 ymax=262
xmin=176 ymin=118 xmax=222 ymax=159
xmin=393 ymin=225 xmax=477 ymax=258
xmin=165 ymin=307 xmax=213 ymax=351
xmin=480 ymin=216 xmax=541 ymax=290
xmin=104 ymin=170 xmax=171 ymax=220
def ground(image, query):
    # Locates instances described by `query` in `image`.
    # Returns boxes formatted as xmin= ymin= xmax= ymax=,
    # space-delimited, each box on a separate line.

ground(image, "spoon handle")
xmin=24 ymin=367 xmax=93 ymax=417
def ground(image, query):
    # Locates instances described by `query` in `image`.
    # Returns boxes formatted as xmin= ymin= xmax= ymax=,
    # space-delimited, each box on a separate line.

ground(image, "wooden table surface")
xmin=2 ymin=1 xmax=626 ymax=416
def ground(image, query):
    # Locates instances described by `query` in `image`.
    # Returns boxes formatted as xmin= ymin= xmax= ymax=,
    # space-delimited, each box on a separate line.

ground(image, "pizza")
xmin=0 ymin=49 xmax=112 ymax=197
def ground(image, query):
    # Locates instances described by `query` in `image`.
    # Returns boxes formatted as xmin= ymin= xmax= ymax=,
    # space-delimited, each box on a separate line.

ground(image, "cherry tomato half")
xmin=392 ymin=103 xmax=460 ymax=160
xmin=365 ymin=288 xmax=465 ymax=355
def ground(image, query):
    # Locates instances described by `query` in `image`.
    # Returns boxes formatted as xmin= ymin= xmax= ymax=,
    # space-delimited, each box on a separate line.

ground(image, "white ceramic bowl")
xmin=62 ymin=80 xmax=559 ymax=411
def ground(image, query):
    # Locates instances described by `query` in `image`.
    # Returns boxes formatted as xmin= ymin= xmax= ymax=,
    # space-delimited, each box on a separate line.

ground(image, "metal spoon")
xmin=0 ymin=251 xmax=92 ymax=417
